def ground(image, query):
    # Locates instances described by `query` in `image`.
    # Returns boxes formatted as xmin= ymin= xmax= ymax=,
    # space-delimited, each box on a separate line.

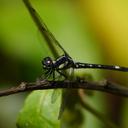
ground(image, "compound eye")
xmin=42 ymin=57 xmax=53 ymax=68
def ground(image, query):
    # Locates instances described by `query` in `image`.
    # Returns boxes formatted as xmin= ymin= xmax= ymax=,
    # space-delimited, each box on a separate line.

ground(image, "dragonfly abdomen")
xmin=74 ymin=62 xmax=128 ymax=72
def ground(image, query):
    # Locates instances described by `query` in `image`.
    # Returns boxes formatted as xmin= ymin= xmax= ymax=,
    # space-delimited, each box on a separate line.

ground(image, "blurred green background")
xmin=0 ymin=0 xmax=128 ymax=128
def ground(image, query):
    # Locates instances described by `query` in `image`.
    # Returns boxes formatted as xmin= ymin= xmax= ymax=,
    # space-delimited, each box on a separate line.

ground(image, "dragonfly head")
xmin=42 ymin=57 xmax=54 ymax=69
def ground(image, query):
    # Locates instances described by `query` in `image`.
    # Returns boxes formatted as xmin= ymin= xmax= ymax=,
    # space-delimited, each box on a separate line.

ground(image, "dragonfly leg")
xmin=52 ymin=70 xmax=55 ymax=80
xmin=39 ymin=70 xmax=49 ymax=80
xmin=56 ymin=69 xmax=67 ymax=79
xmin=43 ymin=69 xmax=53 ymax=79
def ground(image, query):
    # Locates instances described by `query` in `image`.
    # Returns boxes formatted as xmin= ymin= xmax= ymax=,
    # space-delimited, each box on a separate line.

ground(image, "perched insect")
xmin=23 ymin=0 xmax=128 ymax=120
xmin=41 ymin=21 xmax=128 ymax=79
xmin=24 ymin=0 xmax=128 ymax=80
xmin=42 ymin=54 xmax=128 ymax=79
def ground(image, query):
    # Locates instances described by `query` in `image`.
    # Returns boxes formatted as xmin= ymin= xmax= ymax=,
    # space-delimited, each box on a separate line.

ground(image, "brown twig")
xmin=0 ymin=80 xmax=128 ymax=97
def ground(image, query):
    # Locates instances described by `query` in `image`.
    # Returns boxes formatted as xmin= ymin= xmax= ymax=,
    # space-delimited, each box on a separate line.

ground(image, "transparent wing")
xmin=23 ymin=0 xmax=70 ymax=58
xmin=51 ymin=89 xmax=61 ymax=104
xmin=23 ymin=0 xmax=70 ymax=118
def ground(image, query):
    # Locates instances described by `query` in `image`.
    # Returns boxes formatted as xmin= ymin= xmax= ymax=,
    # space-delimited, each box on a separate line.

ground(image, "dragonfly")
xmin=23 ymin=0 xmax=128 ymax=118
xmin=23 ymin=0 xmax=128 ymax=80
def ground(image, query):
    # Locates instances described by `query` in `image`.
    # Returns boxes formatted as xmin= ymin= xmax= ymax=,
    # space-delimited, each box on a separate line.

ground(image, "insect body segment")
xmin=42 ymin=55 xmax=128 ymax=79
xmin=74 ymin=62 xmax=128 ymax=72
xmin=42 ymin=55 xmax=75 ymax=79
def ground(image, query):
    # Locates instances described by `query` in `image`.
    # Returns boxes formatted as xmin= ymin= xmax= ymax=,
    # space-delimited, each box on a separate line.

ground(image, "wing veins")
xmin=23 ymin=0 xmax=70 ymax=58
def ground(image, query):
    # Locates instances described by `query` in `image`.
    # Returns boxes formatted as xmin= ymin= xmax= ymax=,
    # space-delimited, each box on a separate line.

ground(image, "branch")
xmin=0 ymin=79 xmax=128 ymax=97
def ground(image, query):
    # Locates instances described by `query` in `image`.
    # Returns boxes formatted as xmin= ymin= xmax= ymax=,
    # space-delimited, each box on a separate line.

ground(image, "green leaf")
xmin=17 ymin=90 xmax=61 ymax=128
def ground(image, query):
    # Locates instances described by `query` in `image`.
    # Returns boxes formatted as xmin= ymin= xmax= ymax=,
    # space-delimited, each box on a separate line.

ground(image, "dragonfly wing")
xmin=23 ymin=0 xmax=72 ymax=120
xmin=23 ymin=0 xmax=70 ymax=58
xmin=51 ymin=89 xmax=61 ymax=104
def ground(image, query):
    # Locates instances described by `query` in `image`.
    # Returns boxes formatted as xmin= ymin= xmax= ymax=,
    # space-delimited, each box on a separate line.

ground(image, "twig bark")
xmin=0 ymin=80 xmax=128 ymax=97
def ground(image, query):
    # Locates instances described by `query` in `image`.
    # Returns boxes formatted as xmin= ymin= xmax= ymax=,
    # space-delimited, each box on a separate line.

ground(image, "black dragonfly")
xmin=23 ymin=0 xmax=128 ymax=81
xmin=23 ymin=0 xmax=128 ymax=119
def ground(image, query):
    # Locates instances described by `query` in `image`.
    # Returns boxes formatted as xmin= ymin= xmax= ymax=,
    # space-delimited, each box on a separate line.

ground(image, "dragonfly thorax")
xmin=42 ymin=55 xmax=75 ymax=71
